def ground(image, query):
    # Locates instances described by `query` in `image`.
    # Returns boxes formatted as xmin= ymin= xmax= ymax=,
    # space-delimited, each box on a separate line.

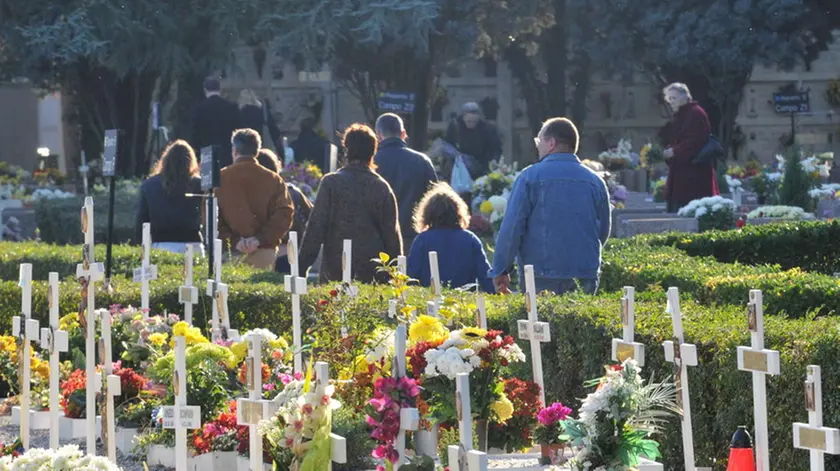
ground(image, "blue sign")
xmin=377 ymin=91 xmax=416 ymax=114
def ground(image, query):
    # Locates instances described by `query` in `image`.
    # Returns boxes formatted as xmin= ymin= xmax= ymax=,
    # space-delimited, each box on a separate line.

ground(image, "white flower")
xmin=488 ymin=195 xmax=507 ymax=214
xmin=244 ymin=328 xmax=277 ymax=342
xmin=747 ymin=205 xmax=815 ymax=220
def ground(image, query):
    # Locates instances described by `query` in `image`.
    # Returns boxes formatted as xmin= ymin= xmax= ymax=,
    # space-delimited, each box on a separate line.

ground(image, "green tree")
xmin=779 ymin=148 xmax=813 ymax=210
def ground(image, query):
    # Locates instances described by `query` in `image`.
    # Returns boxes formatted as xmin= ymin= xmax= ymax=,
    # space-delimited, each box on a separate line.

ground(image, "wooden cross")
xmin=40 ymin=272 xmax=68 ymax=450
xmin=133 ymin=222 xmax=158 ymax=317
xmin=237 ymin=333 xmax=274 ymax=471
xmin=12 ymin=264 xmax=39 ymax=450
xmin=793 ymin=365 xmax=840 ymax=470
xmin=314 ymin=362 xmax=348 ymax=470
xmin=392 ymin=324 xmax=420 ymax=468
xmin=447 ymin=373 xmax=488 ymax=471
xmin=97 ymin=308 xmax=122 ymax=463
xmin=179 ymin=245 xmax=199 ymax=325
xmin=662 ymin=287 xmax=698 ymax=471
xmin=736 ymin=290 xmax=781 ymax=471
xmin=611 ymin=286 xmax=645 ymax=366
xmin=475 ymin=295 xmax=487 ymax=330
xmin=162 ymin=336 xmax=203 ymax=471
xmin=75 ymin=197 xmax=105 ymax=455
xmin=206 ymin=237 xmax=223 ymax=340
xmin=284 ymin=231 xmax=306 ymax=373
xmin=213 ymin=282 xmax=240 ymax=342
xmin=517 ymin=265 xmax=550 ymax=408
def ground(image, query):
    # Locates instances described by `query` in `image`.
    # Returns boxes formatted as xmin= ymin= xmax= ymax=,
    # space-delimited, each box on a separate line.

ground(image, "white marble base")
xmin=11 ymin=407 xmax=57 ymax=430
xmin=147 ymin=445 xmax=175 ymax=468
xmin=236 ymin=455 xmax=273 ymax=471
xmin=115 ymin=426 xmax=140 ymax=455
xmin=416 ymin=426 xmax=439 ymax=458
xmin=58 ymin=415 xmax=101 ymax=441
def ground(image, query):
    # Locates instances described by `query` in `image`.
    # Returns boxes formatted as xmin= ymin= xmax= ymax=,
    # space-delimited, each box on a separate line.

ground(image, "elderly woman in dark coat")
xmin=661 ymin=83 xmax=719 ymax=213
xmin=299 ymin=123 xmax=403 ymax=283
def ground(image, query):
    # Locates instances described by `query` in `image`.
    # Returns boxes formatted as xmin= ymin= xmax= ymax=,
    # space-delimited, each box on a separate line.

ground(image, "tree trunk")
xmin=542 ymin=0 xmax=568 ymax=117
xmin=504 ymin=45 xmax=547 ymax=135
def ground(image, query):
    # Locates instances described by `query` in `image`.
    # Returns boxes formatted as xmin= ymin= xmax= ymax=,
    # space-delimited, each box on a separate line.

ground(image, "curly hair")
xmin=341 ymin=123 xmax=377 ymax=169
xmin=413 ymin=182 xmax=471 ymax=234
xmin=150 ymin=140 xmax=199 ymax=195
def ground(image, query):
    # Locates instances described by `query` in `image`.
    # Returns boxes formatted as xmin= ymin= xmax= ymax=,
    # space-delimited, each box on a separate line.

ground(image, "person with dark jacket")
xmin=299 ymin=123 xmax=403 ymax=283
xmin=444 ymin=102 xmax=502 ymax=178
xmin=373 ymin=113 xmax=438 ymax=249
xmin=191 ymin=76 xmax=240 ymax=168
xmin=408 ymin=183 xmax=495 ymax=293
xmin=290 ymin=117 xmax=331 ymax=172
xmin=136 ymin=140 xmax=203 ymax=255
xmin=238 ymin=88 xmax=284 ymax=155
xmin=660 ymin=83 xmax=719 ymax=213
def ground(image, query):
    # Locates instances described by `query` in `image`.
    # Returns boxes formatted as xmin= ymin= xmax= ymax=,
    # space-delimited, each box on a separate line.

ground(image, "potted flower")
xmin=58 ymin=369 xmax=102 ymax=440
xmin=534 ymin=402 xmax=572 ymax=465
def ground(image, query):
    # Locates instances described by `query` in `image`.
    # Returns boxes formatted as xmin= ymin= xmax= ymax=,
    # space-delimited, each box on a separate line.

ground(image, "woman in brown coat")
xmin=299 ymin=123 xmax=403 ymax=283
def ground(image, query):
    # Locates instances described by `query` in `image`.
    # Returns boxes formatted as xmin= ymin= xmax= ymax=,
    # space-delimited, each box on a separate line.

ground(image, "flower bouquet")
xmin=597 ymin=139 xmax=637 ymax=171
xmin=747 ymin=205 xmax=815 ymax=221
xmin=0 ymin=445 xmax=121 ymax=471
xmin=365 ymin=376 xmax=421 ymax=470
xmin=561 ymin=359 xmax=678 ymax=471
xmin=677 ymin=196 xmax=737 ymax=231
xmin=534 ymin=402 xmax=573 ymax=465
xmin=281 ymin=161 xmax=323 ymax=200
xmin=639 ymin=143 xmax=664 ymax=169
xmin=488 ymin=378 xmax=542 ymax=453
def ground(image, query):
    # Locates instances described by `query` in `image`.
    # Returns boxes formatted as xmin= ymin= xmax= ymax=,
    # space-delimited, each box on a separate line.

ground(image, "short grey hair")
xmin=231 ymin=128 xmax=261 ymax=158
xmin=461 ymin=102 xmax=481 ymax=114
xmin=375 ymin=113 xmax=404 ymax=138
xmin=663 ymin=82 xmax=692 ymax=100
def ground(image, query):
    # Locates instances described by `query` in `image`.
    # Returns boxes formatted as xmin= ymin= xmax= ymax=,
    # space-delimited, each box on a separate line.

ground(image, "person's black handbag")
xmin=692 ymin=134 xmax=724 ymax=165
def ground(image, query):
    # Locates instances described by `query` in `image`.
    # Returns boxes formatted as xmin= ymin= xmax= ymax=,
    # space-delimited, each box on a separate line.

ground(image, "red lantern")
xmin=727 ymin=426 xmax=755 ymax=471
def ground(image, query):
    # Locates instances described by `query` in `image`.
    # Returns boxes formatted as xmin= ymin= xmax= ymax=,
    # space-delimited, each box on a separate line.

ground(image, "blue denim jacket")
xmin=488 ymin=153 xmax=611 ymax=280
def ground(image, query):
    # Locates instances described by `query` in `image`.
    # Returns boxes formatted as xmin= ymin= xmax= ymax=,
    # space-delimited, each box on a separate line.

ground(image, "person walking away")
xmin=660 ymin=82 xmax=719 ymax=213
xmin=373 ymin=113 xmax=438 ymax=249
xmin=238 ymin=89 xmax=284 ymax=155
xmin=299 ymin=123 xmax=403 ymax=283
xmin=255 ymin=148 xmax=314 ymax=274
xmin=217 ymin=129 xmax=295 ymax=270
xmin=290 ymin=117 xmax=331 ymax=173
xmin=407 ymin=182 xmax=494 ymax=293
xmin=444 ymin=102 xmax=502 ymax=179
xmin=135 ymin=140 xmax=204 ymax=255
xmin=489 ymin=117 xmax=611 ymax=295
xmin=191 ymin=76 xmax=240 ymax=169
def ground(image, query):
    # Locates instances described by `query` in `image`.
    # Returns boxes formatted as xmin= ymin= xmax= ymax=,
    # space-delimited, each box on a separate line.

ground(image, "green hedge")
xmin=34 ymin=190 xmax=138 ymax=245
xmin=621 ymin=220 xmax=840 ymax=275
xmin=2 ymin=280 xmax=838 ymax=469
xmin=602 ymin=243 xmax=840 ymax=317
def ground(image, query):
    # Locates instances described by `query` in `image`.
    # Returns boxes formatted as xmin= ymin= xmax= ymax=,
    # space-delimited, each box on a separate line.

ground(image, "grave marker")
xmin=284 ymin=232 xmax=306 ymax=373
xmin=397 ymin=255 xmax=407 ymax=277
xmin=314 ymin=362 xmax=347 ymax=470
xmin=447 ymin=373 xmax=488 ymax=471
xmin=793 ymin=365 xmax=840 ymax=471
xmin=517 ymin=265 xmax=550 ymax=408
xmin=237 ymin=333 xmax=273 ymax=471
xmin=179 ymin=245 xmax=198 ymax=325
xmin=12 ymin=264 xmax=39 ymax=450
xmin=133 ymin=223 xmax=159 ymax=316
xmin=663 ymin=287 xmax=698 ymax=471
xmin=611 ymin=287 xmax=645 ymax=366
xmin=213 ymin=282 xmax=239 ymax=342
xmin=97 ymin=308 xmax=122 ymax=462
xmin=162 ymin=336 xmax=202 ymax=471
xmin=736 ymin=290 xmax=781 ymax=471
xmin=392 ymin=324 xmax=420 ymax=467
xmin=40 ymin=272 xmax=68 ymax=449
xmin=475 ymin=295 xmax=487 ymax=330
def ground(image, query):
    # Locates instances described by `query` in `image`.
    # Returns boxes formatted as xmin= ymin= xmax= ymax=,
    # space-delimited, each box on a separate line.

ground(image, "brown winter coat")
xmin=299 ymin=164 xmax=403 ymax=283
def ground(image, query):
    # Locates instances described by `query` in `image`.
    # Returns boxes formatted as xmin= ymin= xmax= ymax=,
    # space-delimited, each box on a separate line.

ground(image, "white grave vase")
xmin=58 ymin=415 xmax=102 ymax=440
xmin=236 ymin=454 xmax=272 ymax=471
xmin=147 ymin=445 xmax=177 ymax=468
xmin=115 ymin=426 xmax=140 ymax=455
xmin=11 ymin=407 xmax=55 ymax=430
xmin=416 ymin=421 xmax=440 ymax=459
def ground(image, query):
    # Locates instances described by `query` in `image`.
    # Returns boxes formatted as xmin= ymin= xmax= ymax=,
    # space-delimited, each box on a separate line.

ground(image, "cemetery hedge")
xmin=0 ymin=278 xmax=837 ymax=469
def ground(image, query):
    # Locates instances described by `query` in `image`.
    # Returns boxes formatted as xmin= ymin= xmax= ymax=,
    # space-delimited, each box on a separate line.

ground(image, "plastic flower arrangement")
xmin=0 ymin=445 xmax=121 ymax=471
xmin=561 ymin=359 xmax=678 ymax=471
xmin=365 ymin=376 xmax=421 ymax=469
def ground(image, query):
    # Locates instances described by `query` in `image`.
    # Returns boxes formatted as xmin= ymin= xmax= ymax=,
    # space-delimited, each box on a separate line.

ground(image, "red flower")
xmin=407 ymin=340 xmax=443 ymax=377
xmin=329 ymin=289 xmax=339 ymax=298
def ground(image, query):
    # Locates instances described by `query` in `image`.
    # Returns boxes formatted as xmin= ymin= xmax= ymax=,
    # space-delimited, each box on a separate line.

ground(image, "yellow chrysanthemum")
xmin=32 ymin=358 xmax=50 ymax=379
xmin=491 ymin=394 xmax=514 ymax=423
xmin=461 ymin=327 xmax=488 ymax=340
xmin=0 ymin=335 xmax=16 ymax=353
xmin=59 ymin=314 xmax=80 ymax=333
xmin=170 ymin=322 xmax=209 ymax=347
xmin=269 ymin=337 xmax=289 ymax=350
xmin=339 ymin=355 xmax=370 ymax=381
xmin=148 ymin=333 xmax=167 ymax=347
xmin=230 ymin=341 xmax=249 ymax=363
xmin=409 ymin=315 xmax=449 ymax=345
xmin=479 ymin=200 xmax=494 ymax=214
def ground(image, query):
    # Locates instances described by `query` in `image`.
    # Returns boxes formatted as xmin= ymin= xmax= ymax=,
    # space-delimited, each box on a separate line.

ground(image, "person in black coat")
xmin=136 ymin=140 xmax=203 ymax=254
xmin=238 ymin=88 xmax=284 ymax=156
xmin=290 ymin=117 xmax=331 ymax=173
xmin=373 ymin=113 xmax=438 ymax=249
xmin=191 ymin=76 xmax=240 ymax=168
xmin=444 ymin=102 xmax=502 ymax=178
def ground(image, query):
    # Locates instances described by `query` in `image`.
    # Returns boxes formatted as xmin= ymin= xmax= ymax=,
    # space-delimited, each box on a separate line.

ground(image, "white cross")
xmin=475 ymin=295 xmax=487 ymax=330
xmin=97 ymin=308 xmax=122 ymax=463
xmin=213 ymin=282 xmax=239 ymax=342
xmin=611 ymin=287 xmax=645 ymax=366
xmin=162 ymin=336 xmax=203 ymax=471
xmin=133 ymin=223 xmax=158 ymax=317
xmin=206 ymin=238 xmax=223 ymax=340
xmin=314 ymin=362 xmax=347 ymax=470
xmin=662 ymin=287 xmax=699 ymax=471
xmin=284 ymin=232 xmax=306 ymax=374
xmin=397 ymin=255 xmax=407 ymax=277
xmin=447 ymin=373 xmax=488 ymax=471
xmin=236 ymin=333 xmax=274 ymax=471
xmin=794 ymin=365 xmax=840 ymax=470
xmin=75 ymin=197 xmax=104 ymax=455
xmin=179 ymin=245 xmax=198 ymax=325
xmin=342 ymin=239 xmax=353 ymax=285
xmin=40 ymin=272 xmax=68 ymax=450
xmin=428 ymin=251 xmax=442 ymax=299
xmin=736 ymin=290 xmax=781 ymax=471
xmin=516 ymin=265 xmax=550 ymax=408
xmin=392 ymin=324 xmax=420 ymax=468
xmin=12 ymin=264 xmax=39 ymax=451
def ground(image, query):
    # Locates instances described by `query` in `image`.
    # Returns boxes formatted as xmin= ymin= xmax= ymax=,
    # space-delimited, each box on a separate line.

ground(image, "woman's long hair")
xmin=151 ymin=140 xmax=199 ymax=194
xmin=238 ymin=88 xmax=262 ymax=109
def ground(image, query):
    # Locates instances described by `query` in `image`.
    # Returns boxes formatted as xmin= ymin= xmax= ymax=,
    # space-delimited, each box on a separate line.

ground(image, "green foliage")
xmin=779 ymin=148 xmax=814 ymax=211
xmin=33 ymin=185 xmax=139 ymax=244
xmin=331 ymin=408 xmax=377 ymax=471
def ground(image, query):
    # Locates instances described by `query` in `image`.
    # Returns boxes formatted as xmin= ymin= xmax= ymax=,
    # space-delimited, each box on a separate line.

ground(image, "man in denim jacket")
xmin=489 ymin=117 xmax=611 ymax=295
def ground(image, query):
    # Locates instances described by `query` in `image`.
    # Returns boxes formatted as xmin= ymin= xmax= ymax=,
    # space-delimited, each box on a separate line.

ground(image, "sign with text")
xmin=773 ymin=91 xmax=810 ymax=114
xmin=377 ymin=91 xmax=416 ymax=114
xmin=161 ymin=405 xmax=201 ymax=429
xmin=102 ymin=129 xmax=120 ymax=177
xmin=200 ymin=146 xmax=220 ymax=191
xmin=132 ymin=266 xmax=158 ymax=283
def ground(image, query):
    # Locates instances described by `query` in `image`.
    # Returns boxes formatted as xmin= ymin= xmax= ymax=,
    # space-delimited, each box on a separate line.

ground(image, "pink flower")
xmin=280 ymin=374 xmax=292 ymax=385
xmin=537 ymin=402 xmax=573 ymax=426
